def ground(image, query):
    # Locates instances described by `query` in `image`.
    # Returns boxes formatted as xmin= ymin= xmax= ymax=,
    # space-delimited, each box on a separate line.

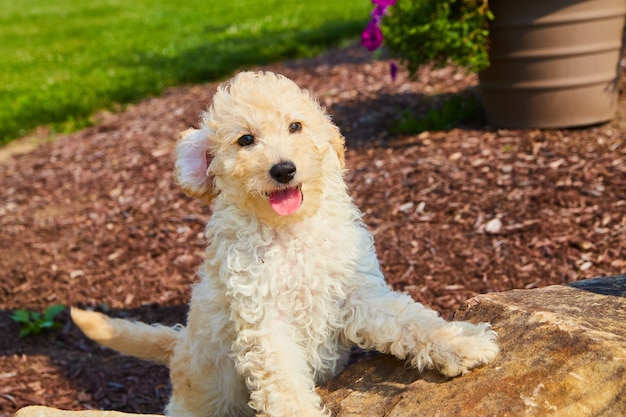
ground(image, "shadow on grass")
xmin=1 ymin=20 xmax=366 ymax=145
xmin=158 ymin=20 xmax=370 ymax=84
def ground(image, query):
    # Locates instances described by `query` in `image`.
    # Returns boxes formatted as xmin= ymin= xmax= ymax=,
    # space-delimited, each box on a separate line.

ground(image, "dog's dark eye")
xmin=288 ymin=122 xmax=302 ymax=134
xmin=237 ymin=134 xmax=255 ymax=147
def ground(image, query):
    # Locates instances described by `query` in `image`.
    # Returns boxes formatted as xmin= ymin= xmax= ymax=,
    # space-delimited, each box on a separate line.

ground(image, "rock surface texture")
xmin=319 ymin=275 xmax=626 ymax=417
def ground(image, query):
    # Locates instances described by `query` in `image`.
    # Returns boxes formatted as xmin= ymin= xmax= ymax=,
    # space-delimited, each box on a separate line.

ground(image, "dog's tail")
xmin=71 ymin=308 xmax=179 ymax=365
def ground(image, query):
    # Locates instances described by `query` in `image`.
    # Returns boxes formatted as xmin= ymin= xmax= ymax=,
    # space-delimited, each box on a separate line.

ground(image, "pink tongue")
xmin=269 ymin=188 xmax=302 ymax=216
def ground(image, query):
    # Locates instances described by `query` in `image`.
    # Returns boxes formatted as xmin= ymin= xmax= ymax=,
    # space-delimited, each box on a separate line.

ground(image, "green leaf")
xmin=381 ymin=0 xmax=493 ymax=75
xmin=12 ymin=304 xmax=65 ymax=337
xmin=19 ymin=327 xmax=33 ymax=338
xmin=43 ymin=304 xmax=65 ymax=321
xmin=11 ymin=309 xmax=31 ymax=323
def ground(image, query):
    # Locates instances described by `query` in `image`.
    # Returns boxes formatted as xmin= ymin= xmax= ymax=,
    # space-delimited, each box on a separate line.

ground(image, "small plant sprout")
xmin=11 ymin=304 xmax=65 ymax=338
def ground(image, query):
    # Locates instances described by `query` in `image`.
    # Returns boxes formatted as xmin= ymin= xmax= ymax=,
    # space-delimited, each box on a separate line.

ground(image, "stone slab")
xmin=319 ymin=276 xmax=626 ymax=417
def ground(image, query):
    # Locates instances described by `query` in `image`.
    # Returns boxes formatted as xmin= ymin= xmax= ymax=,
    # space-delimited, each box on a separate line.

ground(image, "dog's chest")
xmin=210 ymin=217 xmax=367 ymax=378
xmin=220 ymin=221 xmax=362 ymax=325
xmin=253 ymin=234 xmax=349 ymax=305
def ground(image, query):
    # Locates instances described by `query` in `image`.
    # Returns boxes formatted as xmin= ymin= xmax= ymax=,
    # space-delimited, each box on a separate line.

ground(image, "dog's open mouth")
xmin=268 ymin=186 xmax=302 ymax=216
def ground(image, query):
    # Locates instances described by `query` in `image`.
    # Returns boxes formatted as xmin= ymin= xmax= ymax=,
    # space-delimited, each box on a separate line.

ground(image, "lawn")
xmin=0 ymin=0 xmax=370 ymax=143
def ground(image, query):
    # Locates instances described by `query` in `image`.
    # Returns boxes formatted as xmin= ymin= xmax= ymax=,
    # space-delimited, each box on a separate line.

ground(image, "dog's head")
xmin=174 ymin=71 xmax=345 ymax=227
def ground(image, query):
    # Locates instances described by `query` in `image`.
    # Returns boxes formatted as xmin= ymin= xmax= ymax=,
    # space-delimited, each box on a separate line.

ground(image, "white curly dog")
xmin=19 ymin=71 xmax=498 ymax=417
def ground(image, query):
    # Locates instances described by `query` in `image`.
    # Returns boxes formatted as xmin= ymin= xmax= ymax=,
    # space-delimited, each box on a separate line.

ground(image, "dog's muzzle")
xmin=268 ymin=161 xmax=302 ymax=216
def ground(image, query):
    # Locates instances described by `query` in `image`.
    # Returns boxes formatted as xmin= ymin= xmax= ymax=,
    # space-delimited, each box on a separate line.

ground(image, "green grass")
xmin=0 ymin=0 xmax=370 ymax=144
xmin=392 ymin=92 xmax=485 ymax=134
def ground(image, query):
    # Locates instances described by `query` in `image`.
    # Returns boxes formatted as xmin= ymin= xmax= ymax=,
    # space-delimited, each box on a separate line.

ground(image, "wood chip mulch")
xmin=0 ymin=42 xmax=624 ymax=415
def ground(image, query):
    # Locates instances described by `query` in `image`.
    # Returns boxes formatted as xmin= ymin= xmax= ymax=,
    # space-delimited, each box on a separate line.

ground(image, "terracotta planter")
xmin=479 ymin=0 xmax=626 ymax=129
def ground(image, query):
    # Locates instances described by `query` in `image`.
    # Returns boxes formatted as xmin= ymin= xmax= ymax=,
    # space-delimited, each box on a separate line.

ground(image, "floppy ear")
xmin=329 ymin=125 xmax=346 ymax=169
xmin=174 ymin=128 xmax=218 ymax=202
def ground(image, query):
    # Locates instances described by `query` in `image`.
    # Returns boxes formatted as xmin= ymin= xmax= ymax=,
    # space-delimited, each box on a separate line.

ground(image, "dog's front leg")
xmin=233 ymin=316 xmax=329 ymax=417
xmin=344 ymin=284 xmax=498 ymax=377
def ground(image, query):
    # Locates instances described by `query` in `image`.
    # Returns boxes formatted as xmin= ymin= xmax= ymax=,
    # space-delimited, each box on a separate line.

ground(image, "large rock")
xmin=319 ymin=275 xmax=626 ymax=417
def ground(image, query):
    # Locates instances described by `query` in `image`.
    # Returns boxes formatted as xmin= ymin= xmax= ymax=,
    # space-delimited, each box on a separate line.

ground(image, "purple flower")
xmin=390 ymin=61 xmax=398 ymax=81
xmin=371 ymin=5 xmax=387 ymax=24
xmin=362 ymin=0 xmax=396 ymax=52
xmin=389 ymin=61 xmax=398 ymax=81
xmin=361 ymin=20 xmax=383 ymax=52
xmin=372 ymin=0 xmax=397 ymax=6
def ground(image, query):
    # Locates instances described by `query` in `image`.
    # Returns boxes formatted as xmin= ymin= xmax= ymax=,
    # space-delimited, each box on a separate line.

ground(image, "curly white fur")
xmin=70 ymin=71 xmax=499 ymax=417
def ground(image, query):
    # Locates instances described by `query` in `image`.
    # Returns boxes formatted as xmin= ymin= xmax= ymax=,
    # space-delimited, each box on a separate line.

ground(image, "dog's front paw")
xmin=421 ymin=321 xmax=499 ymax=377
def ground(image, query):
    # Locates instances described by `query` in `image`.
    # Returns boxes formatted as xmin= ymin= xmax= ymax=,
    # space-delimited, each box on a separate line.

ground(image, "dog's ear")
xmin=174 ymin=128 xmax=218 ymax=202
xmin=329 ymin=125 xmax=346 ymax=169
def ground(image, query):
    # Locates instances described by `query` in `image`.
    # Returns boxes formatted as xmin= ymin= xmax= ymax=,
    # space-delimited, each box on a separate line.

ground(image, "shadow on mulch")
xmin=1 ymin=304 xmax=187 ymax=413
xmin=329 ymin=88 xmax=489 ymax=150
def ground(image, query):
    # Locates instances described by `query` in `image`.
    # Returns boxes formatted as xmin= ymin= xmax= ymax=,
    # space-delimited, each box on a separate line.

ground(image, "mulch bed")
xmin=1 ymin=42 xmax=624 ymax=416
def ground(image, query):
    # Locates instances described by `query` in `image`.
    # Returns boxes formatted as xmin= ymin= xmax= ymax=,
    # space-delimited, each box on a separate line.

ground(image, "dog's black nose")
xmin=270 ymin=161 xmax=297 ymax=184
